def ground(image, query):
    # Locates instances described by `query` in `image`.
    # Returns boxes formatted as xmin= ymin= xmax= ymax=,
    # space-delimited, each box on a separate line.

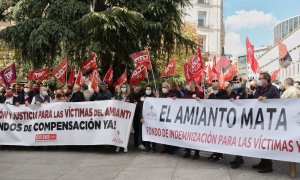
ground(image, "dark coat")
xmin=208 ymin=89 xmax=230 ymax=100
xmin=230 ymin=85 xmax=247 ymax=99
xmin=90 ymin=90 xmax=113 ymax=101
xmin=183 ymin=88 xmax=204 ymax=99
xmin=254 ymin=84 xmax=280 ymax=99
xmin=69 ymin=91 xmax=85 ymax=102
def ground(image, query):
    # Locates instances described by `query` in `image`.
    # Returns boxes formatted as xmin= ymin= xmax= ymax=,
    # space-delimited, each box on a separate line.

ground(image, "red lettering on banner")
xmin=35 ymin=134 xmax=57 ymax=141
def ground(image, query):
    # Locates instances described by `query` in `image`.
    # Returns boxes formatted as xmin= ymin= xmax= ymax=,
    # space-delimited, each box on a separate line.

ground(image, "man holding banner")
xmin=252 ymin=72 xmax=280 ymax=173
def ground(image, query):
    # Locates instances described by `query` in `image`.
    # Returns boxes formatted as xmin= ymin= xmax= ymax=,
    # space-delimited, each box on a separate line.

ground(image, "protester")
xmin=229 ymin=76 xmax=248 ymax=169
xmin=160 ymin=82 xmax=178 ymax=155
xmin=4 ymin=88 xmax=20 ymax=106
xmin=81 ymin=84 xmax=93 ymax=101
xmin=0 ymin=86 xmax=6 ymax=103
xmin=69 ymin=84 xmax=85 ymax=102
xmin=140 ymin=85 xmax=158 ymax=152
xmin=90 ymin=81 xmax=113 ymax=101
xmin=23 ymin=83 xmax=35 ymax=105
xmin=207 ymin=79 xmax=230 ymax=162
xmin=252 ymin=72 xmax=280 ymax=173
xmin=63 ymin=84 xmax=73 ymax=102
xmin=31 ymin=86 xmax=52 ymax=105
xmin=115 ymin=83 xmax=133 ymax=153
xmin=53 ymin=89 xmax=67 ymax=102
xmin=281 ymin=78 xmax=300 ymax=98
xmin=182 ymin=80 xmax=204 ymax=159
xmin=247 ymin=79 xmax=257 ymax=98
xmin=32 ymin=84 xmax=40 ymax=96
xmin=170 ymin=81 xmax=184 ymax=98
xmin=131 ymin=86 xmax=144 ymax=149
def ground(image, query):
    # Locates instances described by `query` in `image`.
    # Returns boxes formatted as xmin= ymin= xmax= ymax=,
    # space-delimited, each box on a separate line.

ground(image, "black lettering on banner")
xmin=276 ymin=108 xmax=287 ymax=131
xmin=160 ymin=105 xmax=168 ymax=122
xmin=241 ymin=108 xmax=253 ymax=129
xmin=227 ymin=108 xmax=236 ymax=128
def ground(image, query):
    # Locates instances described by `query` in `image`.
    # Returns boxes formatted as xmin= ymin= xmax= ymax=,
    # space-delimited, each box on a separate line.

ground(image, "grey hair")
xmin=283 ymin=78 xmax=294 ymax=86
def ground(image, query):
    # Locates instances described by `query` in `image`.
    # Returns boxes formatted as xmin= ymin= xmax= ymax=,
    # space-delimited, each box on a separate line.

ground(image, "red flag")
xmin=216 ymin=56 xmax=231 ymax=72
xmin=206 ymin=65 xmax=215 ymax=83
xmin=0 ymin=76 xmax=3 ymax=85
xmin=89 ymin=70 xmax=100 ymax=84
xmin=184 ymin=48 xmax=205 ymax=83
xmin=51 ymin=58 xmax=68 ymax=84
xmin=0 ymin=62 xmax=16 ymax=87
xmin=160 ymin=59 xmax=175 ymax=78
xmin=80 ymin=54 xmax=97 ymax=75
xmin=277 ymin=39 xmax=292 ymax=68
xmin=219 ymin=71 xmax=225 ymax=89
xmin=27 ymin=68 xmax=50 ymax=83
xmin=212 ymin=55 xmax=220 ymax=76
xmin=114 ymin=70 xmax=127 ymax=87
xmin=224 ymin=62 xmax=237 ymax=81
xmin=130 ymin=50 xmax=152 ymax=70
xmin=130 ymin=63 xmax=147 ymax=86
xmin=90 ymin=70 xmax=100 ymax=91
xmin=67 ymin=66 xmax=75 ymax=84
xmin=103 ymin=66 xmax=113 ymax=85
xmin=271 ymin=68 xmax=281 ymax=81
xmin=75 ymin=69 xmax=85 ymax=86
xmin=246 ymin=37 xmax=259 ymax=73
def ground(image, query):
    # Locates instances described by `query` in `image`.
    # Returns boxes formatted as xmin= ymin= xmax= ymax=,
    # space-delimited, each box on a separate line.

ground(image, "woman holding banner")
xmin=115 ymin=83 xmax=133 ymax=153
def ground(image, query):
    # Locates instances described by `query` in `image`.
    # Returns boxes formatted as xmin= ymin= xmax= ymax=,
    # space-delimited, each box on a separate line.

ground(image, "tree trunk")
xmin=93 ymin=0 xmax=106 ymax=12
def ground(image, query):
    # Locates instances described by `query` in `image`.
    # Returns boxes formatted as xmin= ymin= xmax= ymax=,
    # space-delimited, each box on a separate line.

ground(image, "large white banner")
xmin=0 ymin=100 xmax=136 ymax=147
xmin=143 ymin=98 xmax=300 ymax=163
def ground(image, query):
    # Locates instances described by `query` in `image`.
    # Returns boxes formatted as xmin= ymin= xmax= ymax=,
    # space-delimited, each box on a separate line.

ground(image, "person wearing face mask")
xmin=53 ymin=89 xmax=67 ymax=102
xmin=247 ymin=80 xmax=257 ymax=99
xmin=0 ymin=86 xmax=6 ymax=104
xmin=182 ymin=80 xmax=204 ymax=159
xmin=207 ymin=79 xmax=230 ymax=162
xmin=31 ymin=86 xmax=52 ymax=105
xmin=229 ymin=76 xmax=247 ymax=100
xmin=22 ymin=83 xmax=35 ymax=105
xmin=4 ymin=88 xmax=20 ymax=106
xmin=115 ymin=83 xmax=133 ymax=153
xmin=252 ymin=72 xmax=280 ymax=173
xmin=130 ymin=86 xmax=145 ymax=149
xmin=69 ymin=85 xmax=85 ymax=102
xmin=160 ymin=82 xmax=178 ymax=155
xmin=140 ymin=85 xmax=158 ymax=152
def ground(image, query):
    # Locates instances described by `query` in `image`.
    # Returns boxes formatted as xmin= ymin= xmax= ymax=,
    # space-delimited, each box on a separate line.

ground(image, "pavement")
xmin=0 ymin=142 xmax=299 ymax=180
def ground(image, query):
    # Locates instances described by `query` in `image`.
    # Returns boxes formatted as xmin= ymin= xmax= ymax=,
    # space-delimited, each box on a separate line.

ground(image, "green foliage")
xmin=0 ymin=0 xmax=197 ymax=83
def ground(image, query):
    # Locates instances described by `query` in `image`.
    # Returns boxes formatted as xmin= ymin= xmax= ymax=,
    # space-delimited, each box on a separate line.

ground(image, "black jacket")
xmin=208 ymin=89 xmax=230 ymax=100
xmin=69 ymin=91 xmax=85 ymax=102
xmin=254 ymin=84 xmax=280 ymax=99
xmin=230 ymin=85 xmax=247 ymax=99
xmin=90 ymin=90 xmax=113 ymax=101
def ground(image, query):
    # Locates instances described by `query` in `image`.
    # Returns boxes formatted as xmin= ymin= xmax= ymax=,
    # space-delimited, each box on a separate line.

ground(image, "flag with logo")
xmin=160 ymin=59 xmax=175 ymax=78
xmin=114 ymin=70 xmax=127 ymax=87
xmin=80 ymin=54 xmax=97 ymax=75
xmin=0 ymin=62 xmax=16 ymax=87
xmin=67 ymin=66 xmax=75 ymax=85
xmin=130 ymin=50 xmax=152 ymax=70
xmin=27 ymin=68 xmax=50 ymax=83
xmin=103 ymin=66 xmax=113 ymax=85
xmin=246 ymin=37 xmax=259 ymax=73
xmin=130 ymin=63 xmax=147 ymax=86
xmin=51 ymin=58 xmax=68 ymax=84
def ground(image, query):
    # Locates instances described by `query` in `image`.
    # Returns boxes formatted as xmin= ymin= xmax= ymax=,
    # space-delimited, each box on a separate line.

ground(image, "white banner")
xmin=142 ymin=98 xmax=300 ymax=163
xmin=0 ymin=100 xmax=136 ymax=147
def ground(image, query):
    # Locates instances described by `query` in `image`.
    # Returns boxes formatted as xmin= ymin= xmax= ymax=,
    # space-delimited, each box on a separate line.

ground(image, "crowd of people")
xmin=1 ymin=72 xmax=300 ymax=174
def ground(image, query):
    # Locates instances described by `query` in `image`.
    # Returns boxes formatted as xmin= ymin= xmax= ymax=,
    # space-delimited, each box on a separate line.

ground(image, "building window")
xmin=289 ymin=19 xmax=294 ymax=33
xmin=198 ymin=11 xmax=206 ymax=27
xmin=294 ymin=17 xmax=299 ymax=29
xmin=198 ymin=36 xmax=206 ymax=51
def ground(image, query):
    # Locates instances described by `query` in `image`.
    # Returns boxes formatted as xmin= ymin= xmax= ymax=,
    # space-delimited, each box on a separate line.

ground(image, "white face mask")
xmin=162 ymin=88 xmax=168 ymax=94
xmin=233 ymin=84 xmax=241 ymax=89
xmin=121 ymin=88 xmax=127 ymax=93
xmin=24 ymin=88 xmax=30 ymax=94
xmin=257 ymin=80 xmax=263 ymax=87
xmin=64 ymin=89 xmax=68 ymax=94
xmin=186 ymin=85 xmax=191 ymax=91
xmin=213 ymin=90 xmax=219 ymax=94
xmin=41 ymin=91 xmax=48 ymax=97
xmin=145 ymin=90 xmax=152 ymax=95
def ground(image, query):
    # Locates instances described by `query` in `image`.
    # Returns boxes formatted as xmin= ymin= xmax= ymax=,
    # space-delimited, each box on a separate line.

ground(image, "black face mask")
xmin=56 ymin=94 xmax=63 ymax=98
xmin=250 ymin=85 xmax=256 ymax=91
